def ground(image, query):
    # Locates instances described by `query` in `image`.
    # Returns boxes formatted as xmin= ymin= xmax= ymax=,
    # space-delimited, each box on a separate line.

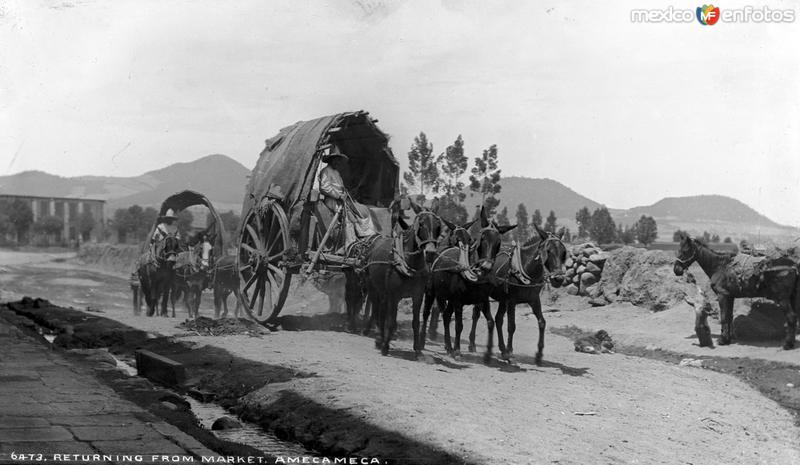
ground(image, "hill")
xmin=0 ymin=154 xmax=249 ymax=214
xmin=489 ymin=177 xmax=602 ymax=231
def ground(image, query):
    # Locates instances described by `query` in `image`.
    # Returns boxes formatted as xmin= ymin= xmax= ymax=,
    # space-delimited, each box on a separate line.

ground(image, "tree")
xmin=672 ymin=229 xmax=687 ymax=242
xmin=723 ymin=236 xmax=732 ymax=243
xmin=557 ymin=226 xmax=571 ymax=243
xmin=710 ymin=233 xmax=721 ymax=243
xmin=495 ymin=206 xmax=510 ymax=226
xmin=76 ymin=210 xmax=95 ymax=241
xmin=514 ymin=203 xmax=530 ymax=243
xmin=140 ymin=207 xmax=158 ymax=240
xmin=619 ymin=225 xmax=636 ymax=244
xmin=634 ymin=215 xmax=658 ymax=246
xmin=589 ymin=207 xmax=616 ymax=244
xmin=701 ymin=231 xmax=711 ymax=244
xmin=403 ymin=132 xmax=439 ymax=198
xmin=436 ymin=196 xmax=469 ymax=224
xmin=7 ymin=199 xmax=33 ymax=243
xmin=531 ymin=209 xmax=542 ymax=229
xmin=544 ymin=210 xmax=558 ymax=234
xmin=437 ymin=135 xmax=468 ymax=203
xmin=33 ymin=215 xmax=64 ymax=245
xmin=469 ymin=144 xmax=502 ymax=214
xmin=575 ymin=206 xmax=592 ymax=239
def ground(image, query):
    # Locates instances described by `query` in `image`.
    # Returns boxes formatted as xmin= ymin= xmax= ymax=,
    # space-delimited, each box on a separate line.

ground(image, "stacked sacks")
xmin=563 ymin=243 xmax=608 ymax=297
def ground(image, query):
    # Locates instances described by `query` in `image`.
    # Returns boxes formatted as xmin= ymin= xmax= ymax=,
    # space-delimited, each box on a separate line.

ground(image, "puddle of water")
xmin=184 ymin=396 xmax=316 ymax=457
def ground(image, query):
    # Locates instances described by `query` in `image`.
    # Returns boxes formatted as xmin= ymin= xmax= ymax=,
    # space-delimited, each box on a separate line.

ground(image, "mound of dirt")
xmin=178 ymin=317 xmax=270 ymax=337
xmin=594 ymin=246 xmax=702 ymax=312
xmin=733 ymin=299 xmax=789 ymax=341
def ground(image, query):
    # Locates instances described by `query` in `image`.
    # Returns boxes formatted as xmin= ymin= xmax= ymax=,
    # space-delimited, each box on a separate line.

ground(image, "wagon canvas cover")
xmin=243 ymin=111 xmax=399 ymax=214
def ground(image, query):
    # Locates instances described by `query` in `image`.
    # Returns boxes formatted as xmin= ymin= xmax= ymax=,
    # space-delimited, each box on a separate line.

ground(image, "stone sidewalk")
xmin=0 ymin=312 xmax=218 ymax=465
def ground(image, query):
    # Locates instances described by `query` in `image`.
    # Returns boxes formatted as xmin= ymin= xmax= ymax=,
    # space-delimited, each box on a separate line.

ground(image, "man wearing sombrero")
xmin=151 ymin=208 xmax=181 ymax=244
xmin=319 ymin=146 xmax=375 ymax=250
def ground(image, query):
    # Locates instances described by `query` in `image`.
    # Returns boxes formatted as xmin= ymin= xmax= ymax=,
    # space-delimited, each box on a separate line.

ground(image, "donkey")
xmin=425 ymin=207 xmax=516 ymax=362
xmin=345 ymin=198 xmax=442 ymax=356
xmin=473 ymin=224 xmax=568 ymax=365
xmin=212 ymin=255 xmax=241 ymax=318
xmin=138 ymin=235 xmax=181 ymax=317
xmin=673 ymin=232 xmax=798 ymax=350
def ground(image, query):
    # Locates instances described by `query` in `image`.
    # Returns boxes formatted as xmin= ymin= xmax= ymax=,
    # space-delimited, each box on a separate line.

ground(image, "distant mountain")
xmin=489 ymin=176 xmax=603 ymax=231
xmin=490 ymin=178 xmax=796 ymax=241
xmin=0 ymin=154 xmax=250 ymax=214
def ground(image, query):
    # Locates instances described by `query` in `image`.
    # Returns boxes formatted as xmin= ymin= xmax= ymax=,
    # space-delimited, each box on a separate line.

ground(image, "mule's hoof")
xmin=482 ymin=352 xmax=492 ymax=365
xmin=452 ymin=350 xmax=462 ymax=360
xmin=468 ymin=344 xmax=476 ymax=353
xmin=381 ymin=347 xmax=389 ymax=356
xmin=783 ymin=340 xmax=795 ymax=350
xmin=534 ymin=352 xmax=543 ymax=366
xmin=718 ymin=337 xmax=731 ymax=346
xmin=374 ymin=339 xmax=382 ymax=350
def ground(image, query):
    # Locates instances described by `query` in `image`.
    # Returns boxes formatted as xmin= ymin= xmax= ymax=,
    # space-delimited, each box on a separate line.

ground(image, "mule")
xmin=138 ymin=235 xmax=181 ymax=317
xmin=424 ymin=208 xmax=516 ymax=362
xmin=673 ymin=233 xmax=798 ymax=350
xmin=344 ymin=199 xmax=442 ymax=356
xmin=472 ymin=224 xmax=568 ymax=365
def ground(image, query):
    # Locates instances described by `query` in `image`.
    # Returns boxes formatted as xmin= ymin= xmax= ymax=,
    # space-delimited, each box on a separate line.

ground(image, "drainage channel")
xmin=36 ymin=327 xmax=319 ymax=459
xmin=107 ymin=353 xmax=319 ymax=459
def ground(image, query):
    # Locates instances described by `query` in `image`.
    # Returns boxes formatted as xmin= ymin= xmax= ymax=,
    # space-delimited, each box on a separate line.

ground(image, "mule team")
xmin=341 ymin=199 xmax=569 ymax=364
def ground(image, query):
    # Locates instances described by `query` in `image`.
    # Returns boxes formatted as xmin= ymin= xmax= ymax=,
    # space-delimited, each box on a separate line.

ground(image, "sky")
xmin=1 ymin=0 xmax=799 ymax=226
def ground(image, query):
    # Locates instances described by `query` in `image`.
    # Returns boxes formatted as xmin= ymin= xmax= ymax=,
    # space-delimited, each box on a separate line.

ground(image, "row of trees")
xmin=111 ymin=205 xmax=241 ymax=245
xmin=575 ymin=206 xmax=658 ymax=245
xmin=672 ymin=229 xmax=732 ymax=244
xmin=0 ymin=199 xmax=95 ymax=245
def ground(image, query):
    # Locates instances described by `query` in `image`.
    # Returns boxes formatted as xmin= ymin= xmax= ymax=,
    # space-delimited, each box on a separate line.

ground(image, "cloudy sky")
xmin=1 ymin=0 xmax=799 ymax=225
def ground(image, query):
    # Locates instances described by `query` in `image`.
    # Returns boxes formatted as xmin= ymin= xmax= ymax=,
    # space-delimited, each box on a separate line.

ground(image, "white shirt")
xmin=319 ymin=165 xmax=345 ymax=200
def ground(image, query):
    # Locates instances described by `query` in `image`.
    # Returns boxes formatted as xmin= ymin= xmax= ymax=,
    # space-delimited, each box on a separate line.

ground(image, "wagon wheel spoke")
xmin=245 ymin=224 xmax=264 ymax=251
xmin=241 ymin=243 xmax=258 ymax=256
xmin=267 ymin=263 xmax=285 ymax=283
xmin=242 ymin=272 xmax=258 ymax=293
xmin=250 ymin=275 xmax=264 ymax=310
xmin=264 ymin=274 xmax=273 ymax=316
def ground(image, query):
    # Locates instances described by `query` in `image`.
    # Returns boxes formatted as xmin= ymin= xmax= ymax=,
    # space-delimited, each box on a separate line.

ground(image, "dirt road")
xmin=1 ymin=250 xmax=799 ymax=464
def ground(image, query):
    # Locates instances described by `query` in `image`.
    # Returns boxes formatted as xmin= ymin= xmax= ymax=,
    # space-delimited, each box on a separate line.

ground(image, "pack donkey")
xmin=138 ymin=235 xmax=181 ymax=317
xmin=673 ymin=232 xmax=798 ymax=350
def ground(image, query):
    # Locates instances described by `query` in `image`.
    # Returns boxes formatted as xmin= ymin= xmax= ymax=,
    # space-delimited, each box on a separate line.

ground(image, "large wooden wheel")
xmin=236 ymin=200 xmax=292 ymax=325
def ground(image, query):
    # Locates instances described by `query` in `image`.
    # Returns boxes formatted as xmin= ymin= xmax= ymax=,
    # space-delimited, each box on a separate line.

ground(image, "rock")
xmin=212 ymin=416 xmax=242 ymax=430
xmin=645 ymin=344 xmax=661 ymax=351
xmin=588 ymin=297 xmax=607 ymax=307
xmin=605 ymin=293 xmax=618 ymax=303
xmin=566 ymin=284 xmax=579 ymax=295
xmin=576 ymin=265 xmax=586 ymax=275
xmin=585 ymin=262 xmax=602 ymax=275
xmin=679 ymin=358 xmax=704 ymax=367
xmin=565 ymin=268 xmax=575 ymax=279
xmin=589 ymin=253 xmax=608 ymax=267
xmin=572 ymin=274 xmax=580 ymax=284
xmin=585 ymin=284 xmax=602 ymax=298
xmin=580 ymin=272 xmax=597 ymax=287
xmin=578 ymin=256 xmax=588 ymax=265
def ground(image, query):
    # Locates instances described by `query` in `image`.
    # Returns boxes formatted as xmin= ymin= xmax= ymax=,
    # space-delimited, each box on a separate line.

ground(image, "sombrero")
xmin=321 ymin=146 xmax=349 ymax=164
xmin=158 ymin=208 xmax=178 ymax=221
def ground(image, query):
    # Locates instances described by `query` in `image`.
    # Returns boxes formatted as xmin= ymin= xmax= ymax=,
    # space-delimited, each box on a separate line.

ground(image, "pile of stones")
xmin=563 ymin=243 xmax=608 ymax=296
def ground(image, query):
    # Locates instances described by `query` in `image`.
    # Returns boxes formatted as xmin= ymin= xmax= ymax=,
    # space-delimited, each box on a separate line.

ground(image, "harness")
xmin=495 ymin=234 xmax=566 ymax=290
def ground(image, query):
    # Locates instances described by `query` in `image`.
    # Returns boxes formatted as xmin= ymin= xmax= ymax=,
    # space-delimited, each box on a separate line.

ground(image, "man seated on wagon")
xmin=150 ymin=208 xmax=181 ymax=252
xmin=318 ymin=147 xmax=376 ymax=251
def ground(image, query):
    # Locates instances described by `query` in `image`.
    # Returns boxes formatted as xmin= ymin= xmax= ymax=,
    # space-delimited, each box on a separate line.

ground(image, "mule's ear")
xmin=442 ymin=218 xmax=457 ymax=231
xmin=497 ymin=223 xmax=518 ymax=235
xmin=429 ymin=197 xmax=440 ymax=214
xmin=480 ymin=205 xmax=489 ymax=228
xmin=532 ymin=222 xmax=548 ymax=241
xmin=463 ymin=219 xmax=478 ymax=230
xmin=396 ymin=215 xmax=410 ymax=231
xmin=409 ymin=197 xmax=423 ymax=214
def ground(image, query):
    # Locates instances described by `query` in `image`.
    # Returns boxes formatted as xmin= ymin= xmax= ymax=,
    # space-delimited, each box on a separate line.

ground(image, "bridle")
xmin=674 ymin=241 xmax=697 ymax=267
xmin=411 ymin=210 xmax=441 ymax=250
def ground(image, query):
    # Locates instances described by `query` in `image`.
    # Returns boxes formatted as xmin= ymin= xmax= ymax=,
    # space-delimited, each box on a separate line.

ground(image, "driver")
xmin=318 ymin=147 xmax=375 ymax=250
xmin=151 ymin=208 xmax=180 ymax=244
